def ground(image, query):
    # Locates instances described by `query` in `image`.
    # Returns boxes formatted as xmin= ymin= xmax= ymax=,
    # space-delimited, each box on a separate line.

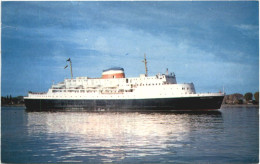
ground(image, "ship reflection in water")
xmin=26 ymin=110 xmax=222 ymax=162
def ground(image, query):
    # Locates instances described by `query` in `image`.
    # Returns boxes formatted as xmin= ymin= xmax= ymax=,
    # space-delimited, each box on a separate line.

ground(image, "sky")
xmin=1 ymin=1 xmax=259 ymax=97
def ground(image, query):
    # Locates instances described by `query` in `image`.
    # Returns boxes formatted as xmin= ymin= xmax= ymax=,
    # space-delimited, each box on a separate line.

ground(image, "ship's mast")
xmin=66 ymin=58 xmax=73 ymax=79
xmin=142 ymin=54 xmax=148 ymax=77
xmin=70 ymin=60 xmax=73 ymax=79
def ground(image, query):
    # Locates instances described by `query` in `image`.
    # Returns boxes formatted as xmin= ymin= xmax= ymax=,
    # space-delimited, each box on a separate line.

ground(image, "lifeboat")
xmin=101 ymin=67 xmax=125 ymax=79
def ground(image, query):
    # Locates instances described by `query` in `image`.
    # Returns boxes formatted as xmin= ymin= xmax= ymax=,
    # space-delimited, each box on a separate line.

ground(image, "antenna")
xmin=142 ymin=53 xmax=148 ymax=77
xmin=66 ymin=58 xmax=73 ymax=79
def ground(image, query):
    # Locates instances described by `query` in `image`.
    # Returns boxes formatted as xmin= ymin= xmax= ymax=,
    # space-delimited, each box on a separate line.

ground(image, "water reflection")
xmin=26 ymin=110 xmax=222 ymax=162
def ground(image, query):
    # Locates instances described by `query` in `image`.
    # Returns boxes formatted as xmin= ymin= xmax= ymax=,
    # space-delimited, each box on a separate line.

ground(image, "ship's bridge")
xmin=154 ymin=72 xmax=177 ymax=84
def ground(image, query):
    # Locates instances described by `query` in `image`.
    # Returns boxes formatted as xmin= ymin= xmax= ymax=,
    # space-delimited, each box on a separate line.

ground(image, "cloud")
xmin=234 ymin=24 xmax=258 ymax=38
xmin=14 ymin=24 xmax=256 ymax=79
xmin=235 ymin=24 xmax=258 ymax=31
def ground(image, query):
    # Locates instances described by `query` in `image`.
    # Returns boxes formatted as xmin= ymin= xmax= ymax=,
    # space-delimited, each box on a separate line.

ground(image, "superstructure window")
xmin=52 ymin=90 xmax=62 ymax=93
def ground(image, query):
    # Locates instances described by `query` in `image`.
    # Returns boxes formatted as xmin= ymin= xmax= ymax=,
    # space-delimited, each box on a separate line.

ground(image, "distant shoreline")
xmin=222 ymin=104 xmax=259 ymax=108
xmin=1 ymin=104 xmax=25 ymax=107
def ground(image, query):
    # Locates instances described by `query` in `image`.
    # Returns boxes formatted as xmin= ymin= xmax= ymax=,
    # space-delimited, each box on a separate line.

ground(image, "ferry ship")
xmin=24 ymin=56 xmax=224 ymax=111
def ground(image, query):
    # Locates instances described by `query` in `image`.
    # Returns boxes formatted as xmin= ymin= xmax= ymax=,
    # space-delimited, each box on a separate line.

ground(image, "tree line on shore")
xmin=224 ymin=92 xmax=259 ymax=105
xmin=1 ymin=95 xmax=24 ymax=106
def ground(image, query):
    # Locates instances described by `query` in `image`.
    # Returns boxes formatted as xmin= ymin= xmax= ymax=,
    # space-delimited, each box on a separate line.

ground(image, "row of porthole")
xmin=126 ymin=83 xmax=163 ymax=87
xmin=159 ymin=92 xmax=194 ymax=95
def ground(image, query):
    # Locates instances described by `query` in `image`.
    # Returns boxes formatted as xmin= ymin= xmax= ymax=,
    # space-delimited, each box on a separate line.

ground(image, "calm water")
xmin=1 ymin=106 xmax=259 ymax=163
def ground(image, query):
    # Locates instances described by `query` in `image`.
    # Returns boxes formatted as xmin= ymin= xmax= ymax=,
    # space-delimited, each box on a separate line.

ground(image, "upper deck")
xmin=51 ymin=73 xmax=177 ymax=90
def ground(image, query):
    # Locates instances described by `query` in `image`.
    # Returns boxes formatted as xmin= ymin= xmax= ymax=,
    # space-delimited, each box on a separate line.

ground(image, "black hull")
xmin=25 ymin=96 xmax=224 ymax=112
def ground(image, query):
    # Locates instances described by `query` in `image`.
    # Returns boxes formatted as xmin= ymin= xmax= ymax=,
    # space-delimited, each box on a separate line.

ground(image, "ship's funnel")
xmin=102 ymin=67 xmax=125 ymax=79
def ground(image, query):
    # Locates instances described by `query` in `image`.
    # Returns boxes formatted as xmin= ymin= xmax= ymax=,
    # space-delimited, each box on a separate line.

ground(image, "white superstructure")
xmin=26 ymin=68 xmax=222 ymax=100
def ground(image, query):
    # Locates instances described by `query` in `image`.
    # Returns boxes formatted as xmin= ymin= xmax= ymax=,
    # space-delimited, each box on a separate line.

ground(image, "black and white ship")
xmin=24 ymin=55 xmax=224 ymax=111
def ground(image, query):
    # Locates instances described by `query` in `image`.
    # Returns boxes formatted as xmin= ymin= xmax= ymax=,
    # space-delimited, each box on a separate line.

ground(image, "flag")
xmin=66 ymin=58 xmax=71 ymax=62
xmin=64 ymin=65 xmax=68 ymax=69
